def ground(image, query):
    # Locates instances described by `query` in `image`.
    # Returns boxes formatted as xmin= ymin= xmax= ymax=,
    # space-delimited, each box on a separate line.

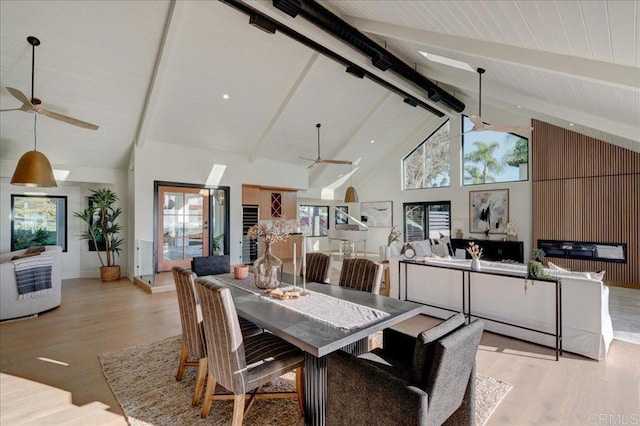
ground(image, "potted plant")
xmin=74 ymin=188 xmax=124 ymax=282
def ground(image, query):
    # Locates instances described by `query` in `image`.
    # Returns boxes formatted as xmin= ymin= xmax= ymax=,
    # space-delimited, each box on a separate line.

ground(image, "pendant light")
xmin=11 ymin=114 xmax=57 ymax=187
xmin=344 ymin=163 xmax=358 ymax=203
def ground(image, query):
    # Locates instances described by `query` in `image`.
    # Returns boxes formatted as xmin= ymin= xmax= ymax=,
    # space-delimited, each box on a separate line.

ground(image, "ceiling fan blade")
xmin=0 ymin=107 xmax=26 ymax=112
xmin=482 ymin=124 xmax=533 ymax=135
xmin=35 ymin=106 xmax=99 ymax=130
xmin=316 ymin=159 xmax=352 ymax=165
xmin=6 ymin=87 xmax=35 ymax=110
xmin=469 ymin=114 xmax=485 ymax=127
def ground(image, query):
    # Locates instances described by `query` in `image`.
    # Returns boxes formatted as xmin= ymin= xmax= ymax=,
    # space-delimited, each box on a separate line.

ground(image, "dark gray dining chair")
xmin=338 ymin=257 xmax=383 ymax=294
xmin=191 ymin=255 xmax=230 ymax=276
xmin=327 ymin=313 xmax=484 ymax=425
xmin=194 ymin=277 xmax=305 ymax=423
xmin=172 ymin=267 xmax=262 ymax=407
xmin=304 ymin=252 xmax=333 ymax=283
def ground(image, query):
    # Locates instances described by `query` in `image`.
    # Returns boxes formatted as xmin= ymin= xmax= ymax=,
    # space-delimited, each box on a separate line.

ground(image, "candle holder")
xmin=300 ymin=266 xmax=310 ymax=296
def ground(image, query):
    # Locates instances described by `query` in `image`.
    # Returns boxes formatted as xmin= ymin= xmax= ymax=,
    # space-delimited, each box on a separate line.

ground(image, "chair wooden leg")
xmin=200 ymin=371 xmax=217 ymax=418
xmin=295 ymin=367 xmax=305 ymax=416
xmin=231 ymin=394 xmax=245 ymax=426
xmin=192 ymin=357 xmax=207 ymax=406
xmin=176 ymin=344 xmax=189 ymax=381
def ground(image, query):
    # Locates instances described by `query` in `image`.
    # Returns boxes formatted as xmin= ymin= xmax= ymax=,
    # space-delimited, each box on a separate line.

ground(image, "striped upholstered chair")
xmin=304 ymin=252 xmax=333 ymax=283
xmin=172 ymin=267 xmax=262 ymax=407
xmin=338 ymin=257 xmax=383 ymax=295
xmin=194 ymin=278 xmax=305 ymax=423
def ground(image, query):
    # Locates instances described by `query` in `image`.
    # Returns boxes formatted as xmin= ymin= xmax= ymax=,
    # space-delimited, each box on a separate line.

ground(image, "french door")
xmin=157 ymin=185 xmax=209 ymax=272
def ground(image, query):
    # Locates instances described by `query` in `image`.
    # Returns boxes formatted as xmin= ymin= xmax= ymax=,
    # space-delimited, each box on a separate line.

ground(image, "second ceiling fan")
xmin=466 ymin=68 xmax=533 ymax=135
xmin=300 ymin=123 xmax=352 ymax=168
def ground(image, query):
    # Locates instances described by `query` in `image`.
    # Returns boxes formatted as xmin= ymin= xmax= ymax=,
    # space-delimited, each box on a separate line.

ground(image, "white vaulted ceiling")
xmin=1 ymin=0 xmax=638 ymax=193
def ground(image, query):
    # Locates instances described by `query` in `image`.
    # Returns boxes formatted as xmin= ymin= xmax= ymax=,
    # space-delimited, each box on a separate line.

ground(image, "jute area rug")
xmin=100 ymin=335 xmax=511 ymax=426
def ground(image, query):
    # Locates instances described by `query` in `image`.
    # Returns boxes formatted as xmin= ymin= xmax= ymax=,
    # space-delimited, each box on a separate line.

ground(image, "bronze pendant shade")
xmin=344 ymin=186 xmax=358 ymax=203
xmin=11 ymin=115 xmax=57 ymax=187
xmin=11 ymin=149 xmax=57 ymax=187
xmin=344 ymin=163 xmax=358 ymax=203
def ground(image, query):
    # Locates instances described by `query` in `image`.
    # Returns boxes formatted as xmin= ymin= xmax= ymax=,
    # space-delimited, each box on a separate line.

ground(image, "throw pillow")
xmin=431 ymin=241 xmax=448 ymax=258
xmin=411 ymin=313 xmax=465 ymax=389
xmin=413 ymin=240 xmax=432 ymax=258
xmin=589 ymin=270 xmax=606 ymax=281
xmin=548 ymin=261 xmax=569 ymax=272
xmin=25 ymin=246 xmax=46 ymax=255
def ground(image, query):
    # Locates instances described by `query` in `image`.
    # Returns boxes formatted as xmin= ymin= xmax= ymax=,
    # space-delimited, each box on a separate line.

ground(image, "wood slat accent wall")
xmin=532 ymin=120 xmax=640 ymax=284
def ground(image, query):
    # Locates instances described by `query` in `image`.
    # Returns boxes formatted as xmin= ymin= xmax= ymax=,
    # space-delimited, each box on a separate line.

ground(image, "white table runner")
xmin=210 ymin=273 xmax=390 ymax=331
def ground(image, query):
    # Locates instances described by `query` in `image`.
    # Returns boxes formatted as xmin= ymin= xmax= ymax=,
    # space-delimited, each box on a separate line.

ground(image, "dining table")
xmin=204 ymin=272 xmax=427 ymax=426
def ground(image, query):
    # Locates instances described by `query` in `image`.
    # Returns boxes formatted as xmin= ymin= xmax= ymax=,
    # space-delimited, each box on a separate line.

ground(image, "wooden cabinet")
xmin=272 ymin=234 xmax=302 ymax=260
xmin=242 ymin=185 xmax=261 ymax=205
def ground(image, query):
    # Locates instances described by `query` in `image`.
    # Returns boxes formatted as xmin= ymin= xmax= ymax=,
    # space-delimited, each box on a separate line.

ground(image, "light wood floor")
xmin=1 ymin=277 xmax=638 ymax=425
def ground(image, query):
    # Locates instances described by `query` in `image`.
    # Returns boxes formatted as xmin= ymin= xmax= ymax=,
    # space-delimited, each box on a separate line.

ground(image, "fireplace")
xmin=537 ymin=240 xmax=627 ymax=263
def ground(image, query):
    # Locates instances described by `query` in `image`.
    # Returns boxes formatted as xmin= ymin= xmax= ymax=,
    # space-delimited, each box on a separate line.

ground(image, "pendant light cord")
xmin=33 ymin=115 xmax=38 ymax=151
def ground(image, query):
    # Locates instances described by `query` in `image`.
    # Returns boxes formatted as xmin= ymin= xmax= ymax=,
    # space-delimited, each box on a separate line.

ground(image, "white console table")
xmin=399 ymin=259 xmax=563 ymax=360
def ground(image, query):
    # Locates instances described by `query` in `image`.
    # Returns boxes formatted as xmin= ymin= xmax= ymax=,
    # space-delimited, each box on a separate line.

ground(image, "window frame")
xmin=461 ymin=114 xmax=530 ymax=186
xmin=298 ymin=205 xmax=330 ymax=237
xmin=402 ymin=119 xmax=451 ymax=190
xmin=402 ymin=201 xmax=451 ymax=242
xmin=11 ymin=194 xmax=68 ymax=252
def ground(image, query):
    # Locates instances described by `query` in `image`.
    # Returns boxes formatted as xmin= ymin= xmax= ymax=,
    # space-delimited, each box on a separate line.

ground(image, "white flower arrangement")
xmin=505 ymin=222 xmax=517 ymax=237
xmin=247 ymin=218 xmax=298 ymax=245
xmin=466 ymin=242 xmax=483 ymax=260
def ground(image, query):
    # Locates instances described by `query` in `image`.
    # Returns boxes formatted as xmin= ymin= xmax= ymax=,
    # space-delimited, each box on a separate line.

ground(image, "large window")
xmin=403 ymin=120 xmax=450 ymax=189
xmin=462 ymin=115 xmax=529 ymax=185
xmin=299 ymin=205 xmax=329 ymax=237
xmin=11 ymin=195 xmax=67 ymax=251
xmin=403 ymin=201 xmax=451 ymax=242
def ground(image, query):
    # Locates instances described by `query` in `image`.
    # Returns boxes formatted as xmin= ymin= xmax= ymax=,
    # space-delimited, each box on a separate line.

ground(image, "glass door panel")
xmin=157 ymin=186 xmax=209 ymax=272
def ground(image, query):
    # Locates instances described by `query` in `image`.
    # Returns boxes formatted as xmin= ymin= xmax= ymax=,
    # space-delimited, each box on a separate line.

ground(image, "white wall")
xmin=133 ymin=141 xmax=308 ymax=272
xmin=297 ymin=105 xmax=534 ymax=261
xmin=0 ymin=167 xmax=128 ymax=280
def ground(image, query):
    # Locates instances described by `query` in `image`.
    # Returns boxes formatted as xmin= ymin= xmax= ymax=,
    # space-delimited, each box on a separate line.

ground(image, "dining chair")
xmin=327 ymin=313 xmax=484 ymax=425
xmin=304 ymin=252 xmax=333 ymax=283
xmin=172 ymin=267 xmax=262 ymax=407
xmin=338 ymin=257 xmax=383 ymax=294
xmin=194 ymin=277 xmax=305 ymax=423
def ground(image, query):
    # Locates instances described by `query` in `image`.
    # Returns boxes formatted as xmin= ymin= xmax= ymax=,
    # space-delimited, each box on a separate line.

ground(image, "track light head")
xmin=403 ymin=97 xmax=418 ymax=107
xmin=345 ymin=64 xmax=365 ymax=79
xmin=273 ymin=0 xmax=302 ymax=18
xmin=249 ymin=15 xmax=277 ymax=34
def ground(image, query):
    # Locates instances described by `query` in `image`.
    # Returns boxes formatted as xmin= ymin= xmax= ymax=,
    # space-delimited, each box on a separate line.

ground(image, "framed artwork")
xmin=361 ymin=201 xmax=393 ymax=228
xmin=335 ymin=206 xmax=348 ymax=225
xmin=469 ymin=189 xmax=509 ymax=234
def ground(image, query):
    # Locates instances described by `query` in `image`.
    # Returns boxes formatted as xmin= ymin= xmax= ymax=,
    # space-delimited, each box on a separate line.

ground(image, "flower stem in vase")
xmin=300 ymin=265 xmax=309 ymax=296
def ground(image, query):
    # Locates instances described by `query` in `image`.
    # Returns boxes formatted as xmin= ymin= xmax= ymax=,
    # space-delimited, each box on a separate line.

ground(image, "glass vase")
xmin=253 ymin=243 xmax=283 ymax=290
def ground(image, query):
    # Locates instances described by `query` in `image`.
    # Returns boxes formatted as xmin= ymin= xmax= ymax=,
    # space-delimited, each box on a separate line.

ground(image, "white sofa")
xmin=0 ymin=246 xmax=63 ymax=321
xmin=389 ymin=256 xmax=614 ymax=360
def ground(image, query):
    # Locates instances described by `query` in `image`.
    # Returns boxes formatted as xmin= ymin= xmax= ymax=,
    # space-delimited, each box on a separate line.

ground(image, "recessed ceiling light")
xmin=516 ymin=105 xmax=522 ymax=109
xmin=223 ymin=94 xmax=230 ymax=100
xmin=418 ymin=51 xmax=474 ymax=72
xmin=569 ymin=123 xmax=575 ymax=126
xmin=370 ymin=139 xmax=375 ymax=144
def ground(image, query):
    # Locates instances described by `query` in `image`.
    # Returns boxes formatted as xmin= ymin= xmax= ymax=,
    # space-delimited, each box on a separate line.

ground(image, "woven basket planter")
xmin=100 ymin=265 xmax=121 ymax=282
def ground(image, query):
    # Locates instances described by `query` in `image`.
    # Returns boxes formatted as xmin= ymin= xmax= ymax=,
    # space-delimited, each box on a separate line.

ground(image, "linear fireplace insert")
xmin=537 ymin=239 xmax=627 ymax=263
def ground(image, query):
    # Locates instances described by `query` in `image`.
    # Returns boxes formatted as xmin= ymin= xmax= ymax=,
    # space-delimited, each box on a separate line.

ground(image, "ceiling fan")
xmin=300 ymin=123 xmax=352 ymax=168
xmin=0 ymin=36 xmax=99 ymax=130
xmin=466 ymin=68 xmax=533 ymax=135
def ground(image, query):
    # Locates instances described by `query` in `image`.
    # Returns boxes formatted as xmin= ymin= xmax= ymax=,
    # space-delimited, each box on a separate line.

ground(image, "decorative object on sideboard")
xmin=505 ymin=222 xmax=517 ymax=241
xmin=247 ymin=218 xmax=298 ymax=290
xmin=73 ymin=188 xmax=124 ymax=282
xmin=401 ymin=243 xmax=416 ymax=259
xmin=525 ymin=248 xmax=555 ymax=294
xmin=467 ymin=242 xmax=483 ymax=271
xmin=381 ymin=225 xmax=401 ymax=261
